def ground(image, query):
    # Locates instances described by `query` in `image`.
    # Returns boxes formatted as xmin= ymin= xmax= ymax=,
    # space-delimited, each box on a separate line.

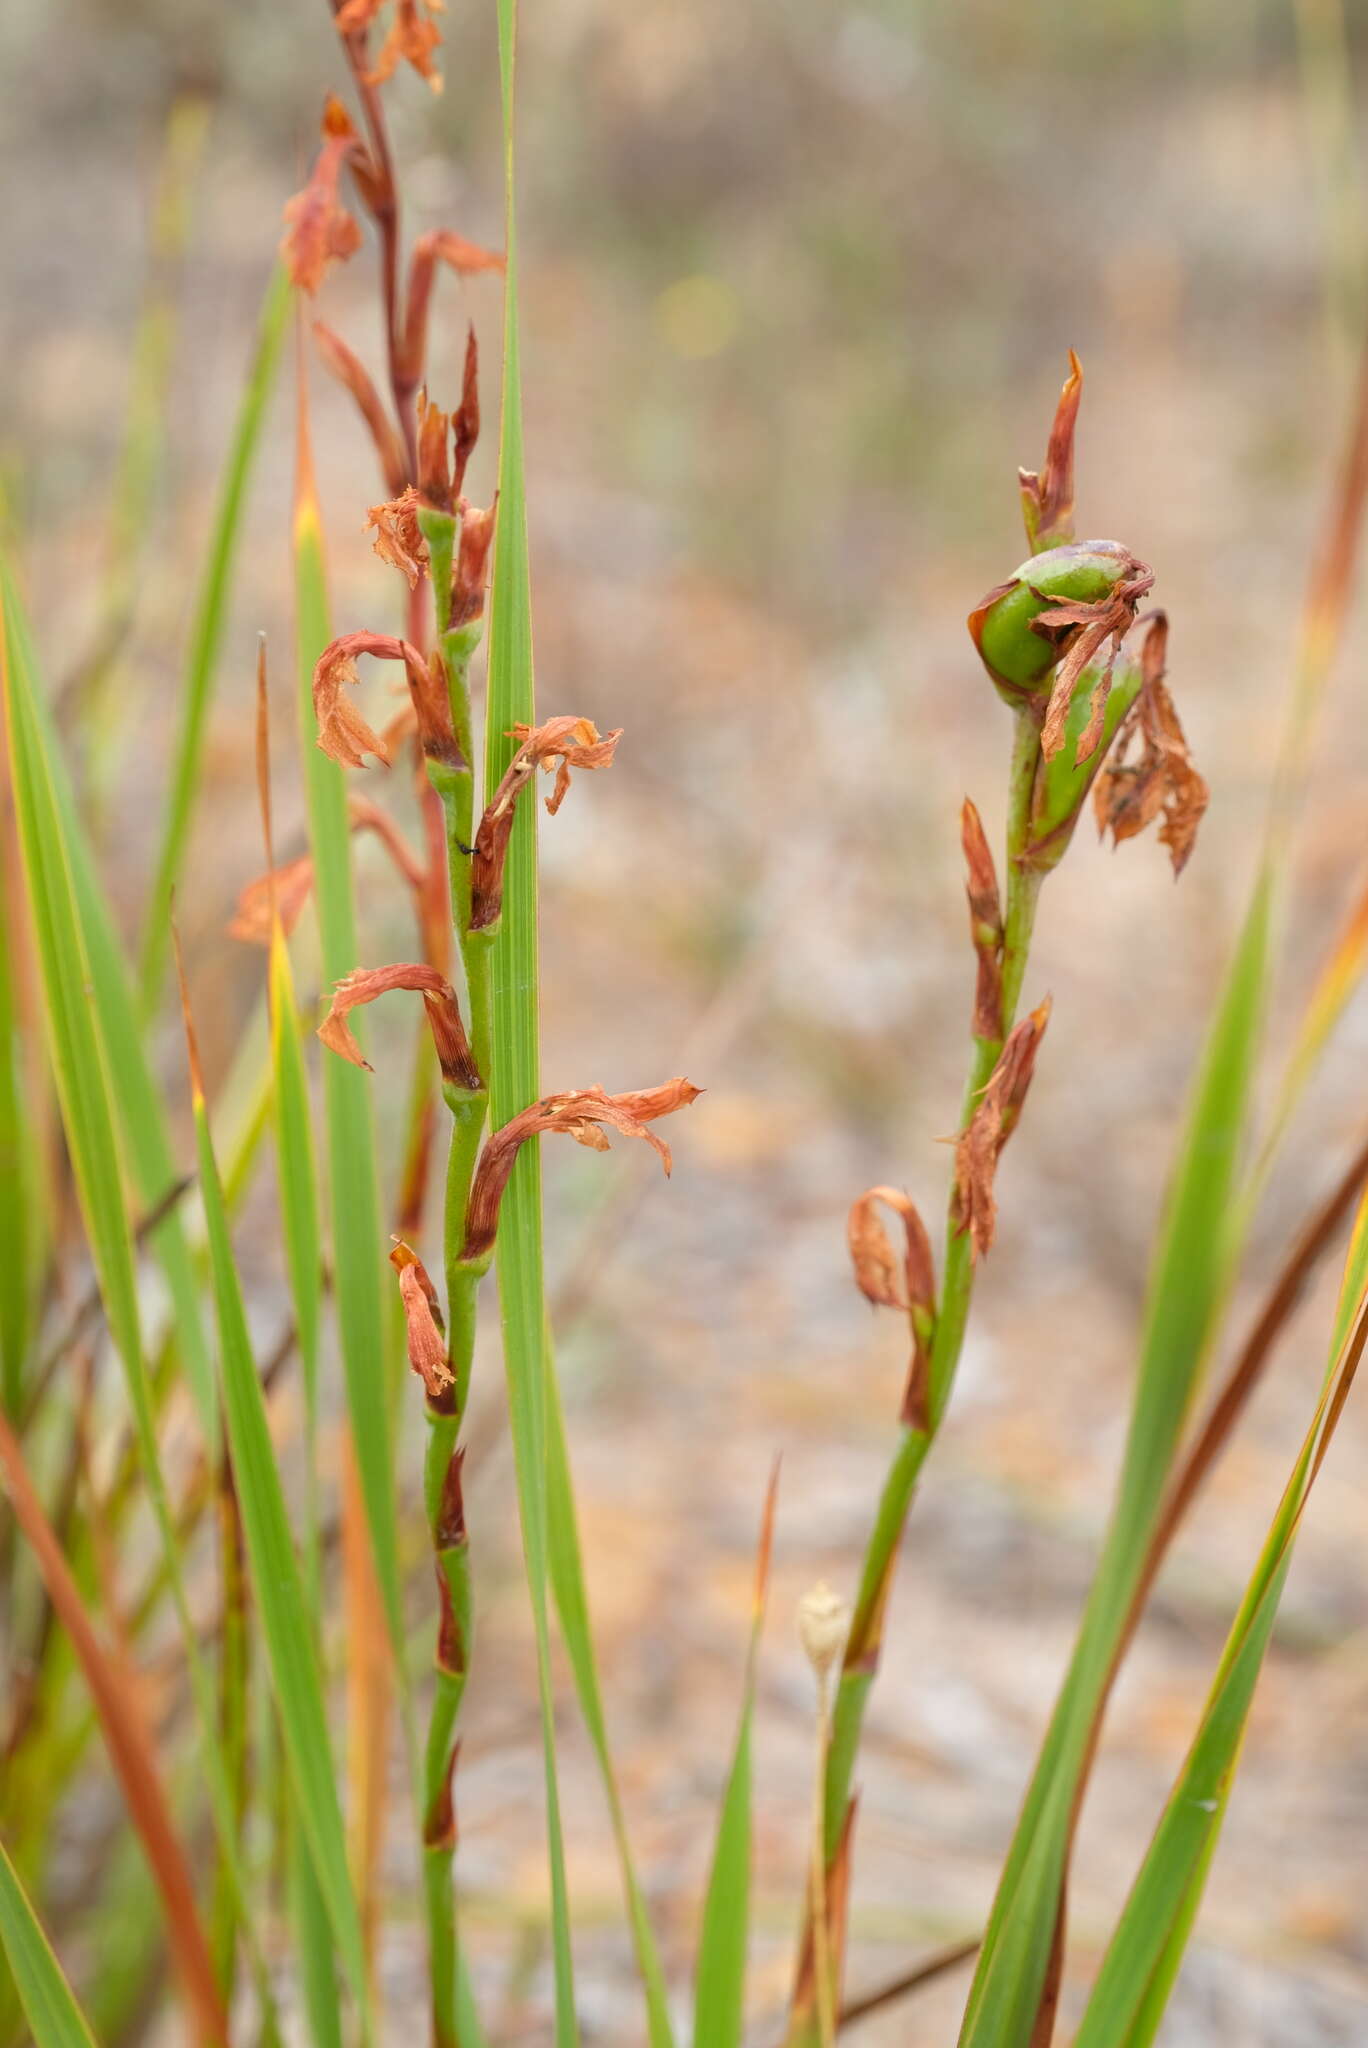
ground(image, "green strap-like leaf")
xmin=959 ymin=873 xmax=1273 ymax=2048
xmin=0 ymin=1841 xmax=98 ymax=2048
xmin=191 ymin=1067 xmax=369 ymax=2032
xmin=485 ymin=3 xmax=578 ymax=2035
xmin=139 ymin=262 xmax=290 ymax=1013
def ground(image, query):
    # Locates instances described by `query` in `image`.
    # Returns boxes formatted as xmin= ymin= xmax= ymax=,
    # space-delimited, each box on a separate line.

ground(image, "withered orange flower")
xmin=470 ymin=717 xmax=622 ymax=931
xmin=389 ymin=1241 xmax=452 ymax=1400
xmin=461 ymin=1079 xmax=701 ymax=1261
xmin=227 ymin=852 xmax=316 ymax=947
xmin=952 ymin=999 xmax=1052 ymax=1260
xmin=365 ymin=487 xmax=426 ymax=587
xmin=281 ymin=96 xmax=365 ymax=294
xmin=363 ymin=0 xmax=444 ymax=90
xmin=312 ymin=630 xmax=431 ymax=768
xmin=961 ymin=797 xmax=1004 ymax=1042
xmin=313 ymin=321 xmax=407 ymax=498
xmin=847 ymin=1186 xmax=937 ymax=1431
xmin=1093 ymin=613 xmax=1209 ymax=876
xmin=228 ymin=796 xmax=427 ymax=948
xmin=318 ymin=962 xmax=482 ymax=1093
xmin=1019 ymin=351 xmax=1082 ymax=554
xmin=1037 ymin=553 xmax=1156 ymax=766
xmin=847 ymin=1186 xmax=934 ymax=1315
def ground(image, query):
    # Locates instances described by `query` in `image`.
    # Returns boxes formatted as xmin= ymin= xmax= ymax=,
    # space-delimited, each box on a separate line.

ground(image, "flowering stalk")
xmin=786 ymin=360 xmax=1207 ymax=2043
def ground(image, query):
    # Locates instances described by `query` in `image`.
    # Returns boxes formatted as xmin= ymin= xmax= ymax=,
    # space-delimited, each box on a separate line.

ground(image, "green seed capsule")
xmin=968 ymin=539 xmax=1135 ymax=706
xmin=1026 ymin=650 xmax=1143 ymax=870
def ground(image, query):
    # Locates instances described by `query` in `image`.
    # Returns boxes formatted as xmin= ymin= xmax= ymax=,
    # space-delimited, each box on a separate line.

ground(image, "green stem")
xmin=818 ymin=707 xmax=1044 ymax=1877
xmin=421 ymin=508 xmax=495 ymax=2048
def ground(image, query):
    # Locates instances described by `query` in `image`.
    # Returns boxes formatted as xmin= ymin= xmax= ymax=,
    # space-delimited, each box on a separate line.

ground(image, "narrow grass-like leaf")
xmin=139 ymin=261 xmax=290 ymax=1013
xmin=0 ymin=1840 xmax=98 ymax=2048
xmin=1 ymin=550 xmax=215 ymax=1437
xmin=0 ymin=1414 xmax=227 ymax=2044
xmin=484 ymin=3 xmax=579 ymax=2040
xmin=1073 ymin=1200 xmax=1368 ymax=2046
xmin=177 ymin=945 xmax=369 ymax=2034
xmin=0 ymin=873 xmax=37 ymax=1415
xmin=292 ymin=349 xmax=403 ymax=1660
xmin=691 ymin=1464 xmax=779 ymax=2048
xmin=958 ymin=874 xmax=1272 ymax=2048
xmin=545 ymin=1354 xmax=676 ymax=2048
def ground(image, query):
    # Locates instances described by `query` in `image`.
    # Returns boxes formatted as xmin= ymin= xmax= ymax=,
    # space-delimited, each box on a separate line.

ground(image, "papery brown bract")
xmin=952 ymin=999 xmax=1052 ymax=1258
xmin=389 ymin=1241 xmax=452 ymax=1399
xmin=470 ymin=716 xmax=622 ymax=930
xmin=1093 ymin=613 xmax=1209 ymax=875
xmin=1037 ymin=555 xmax=1156 ymax=765
xmin=281 ymin=96 xmax=366 ymax=294
xmin=961 ymin=797 xmax=1004 ymax=1041
xmin=461 ymin=1080 xmax=701 ymax=1260
xmin=450 ymin=501 xmax=496 ymax=630
xmin=365 ymin=487 xmax=427 ymax=587
xmin=847 ymin=1186 xmax=936 ymax=1430
xmin=318 ymin=962 xmax=482 ymax=1092
xmin=1020 ymin=352 xmax=1082 ymax=553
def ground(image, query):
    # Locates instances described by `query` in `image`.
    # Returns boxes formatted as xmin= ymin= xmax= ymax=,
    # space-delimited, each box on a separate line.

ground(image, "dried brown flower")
xmin=364 ymin=487 xmax=427 ymax=587
xmin=961 ymin=797 xmax=1004 ymax=1042
xmin=461 ymin=1079 xmax=701 ymax=1261
xmin=363 ymin=0 xmax=444 ymax=90
xmin=847 ymin=1185 xmax=937 ymax=1430
xmin=1020 ymin=351 xmax=1082 ymax=553
xmin=1037 ymin=554 xmax=1156 ymax=766
xmin=952 ymin=999 xmax=1052 ymax=1259
xmin=470 ymin=717 xmax=623 ymax=931
xmin=281 ymin=96 xmax=365 ymax=294
xmin=312 ymin=631 xmax=431 ymax=768
xmin=227 ymin=853 xmax=316 ymax=947
xmin=389 ymin=1240 xmax=452 ymax=1399
xmin=318 ymin=962 xmax=482 ymax=1093
xmin=1092 ymin=613 xmax=1208 ymax=876
xmin=228 ymin=796 xmax=427 ymax=948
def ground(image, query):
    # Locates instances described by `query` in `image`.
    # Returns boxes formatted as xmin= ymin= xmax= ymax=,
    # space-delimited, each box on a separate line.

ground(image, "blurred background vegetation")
xmin=4 ymin=0 xmax=1368 ymax=2039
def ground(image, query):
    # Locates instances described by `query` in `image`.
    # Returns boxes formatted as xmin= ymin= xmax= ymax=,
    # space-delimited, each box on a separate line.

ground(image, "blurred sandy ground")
xmin=5 ymin=0 xmax=1368 ymax=2040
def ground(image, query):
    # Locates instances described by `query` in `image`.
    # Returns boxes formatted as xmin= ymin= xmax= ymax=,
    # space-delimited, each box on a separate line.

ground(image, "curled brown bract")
xmin=318 ymin=962 xmax=482 ymax=1093
xmin=281 ymin=96 xmax=366 ymax=294
xmin=1093 ymin=613 xmax=1208 ymax=876
xmin=461 ymin=1079 xmax=701 ymax=1261
xmin=952 ymin=999 xmax=1052 ymax=1259
xmin=470 ymin=717 xmax=623 ymax=931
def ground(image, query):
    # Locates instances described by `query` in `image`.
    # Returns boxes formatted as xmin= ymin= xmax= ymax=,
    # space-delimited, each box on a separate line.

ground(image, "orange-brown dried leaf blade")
xmin=0 ymin=1413 xmax=229 ymax=2046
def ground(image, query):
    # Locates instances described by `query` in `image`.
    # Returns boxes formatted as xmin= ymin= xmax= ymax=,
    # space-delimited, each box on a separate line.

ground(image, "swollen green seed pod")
xmin=968 ymin=539 xmax=1137 ymax=708
xmin=1025 ymin=651 xmax=1143 ymax=871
